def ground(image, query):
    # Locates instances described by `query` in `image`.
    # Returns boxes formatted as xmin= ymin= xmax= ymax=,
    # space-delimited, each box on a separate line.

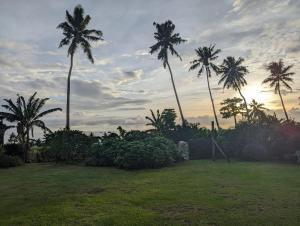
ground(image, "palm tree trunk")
xmin=278 ymin=87 xmax=289 ymax=121
xmin=233 ymin=115 xmax=237 ymax=127
xmin=205 ymin=67 xmax=220 ymax=130
xmin=166 ymin=61 xmax=186 ymax=127
xmin=236 ymin=86 xmax=250 ymax=122
xmin=66 ymin=53 xmax=74 ymax=130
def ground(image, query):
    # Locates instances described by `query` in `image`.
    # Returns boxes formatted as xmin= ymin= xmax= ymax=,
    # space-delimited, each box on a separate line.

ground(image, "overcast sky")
xmin=0 ymin=0 xmax=300 ymax=136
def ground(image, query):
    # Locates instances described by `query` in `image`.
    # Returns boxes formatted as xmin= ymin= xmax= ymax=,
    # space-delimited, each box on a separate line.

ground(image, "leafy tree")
xmin=150 ymin=20 xmax=186 ymax=126
xmin=0 ymin=93 xmax=62 ymax=162
xmin=146 ymin=108 xmax=177 ymax=133
xmin=263 ymin=59 xmax=294 ymax=121
xmin=220 ymin=97 xmax=244 ymax=127
xmin=57 ymin=5 xmax=103 ymax=130
xmin=161 ymin=109 xmax=177 ymax=131
xmin=218 ymin=56 xmax=250 ymax=121
xmin=145 ymin=109 xmax=163 ymax=132
xmin=189 ymin=45 xmax=221 ymax=129
xmin=249 ymin=99 xmax=268 ymax=121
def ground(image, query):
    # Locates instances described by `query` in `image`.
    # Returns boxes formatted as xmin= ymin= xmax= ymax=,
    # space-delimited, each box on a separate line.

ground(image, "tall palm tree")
xmin=189 ymin=45 xmax=221 ymax=129
xmin=150 ymin=20 xmax=186 ymax=126
xmin=0 ymin=93 xmax=62 ymax=162
xmin=218 ymin=56 xmax=250 ymax=121
xmin=263 ymin=59 xmax=294 ymax=121
xmin=57 ymin=5 xmax=103 ymax=130
xmin=220 ymin=97 xmax=244 ymax=127
xmin=249 ymin=99 xmax=268 ymax=121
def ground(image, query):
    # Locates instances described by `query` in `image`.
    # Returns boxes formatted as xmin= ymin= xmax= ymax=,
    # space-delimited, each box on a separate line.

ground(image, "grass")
xmin=0 ymin=160 xmax=299 ymax=226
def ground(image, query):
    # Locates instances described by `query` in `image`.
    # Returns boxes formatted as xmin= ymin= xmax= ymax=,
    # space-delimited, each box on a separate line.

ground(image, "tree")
xmin=57 ymin=5 xmax=103 ymax=130
xmin=145 ymin=109 xmax=163 ymax=132
xmin=249 ymin=99 xmax=268 ymax=121
xmin=263 ymin=59 xmax=294 ymax=121
xmin=0 ymin=116 xmax=13 ymax=146
xmin=0 ymin=93 xmax=62 ymax=162
xmin=218 ymin=56 xmax=250 ymax=121
xmin=220 ymin=97 xmax=244 ymax=127
xmin=145 ymin=108 xmax=177 ymax=133
xmin=189 ymin=45 xmax=221 ymax=129
xmin=150 ymin=20 xmax=186 ymax=126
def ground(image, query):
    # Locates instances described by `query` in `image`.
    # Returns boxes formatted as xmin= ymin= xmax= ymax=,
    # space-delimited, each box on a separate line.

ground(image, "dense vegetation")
xmin=0 ymin=5 xmax=298 ymax=168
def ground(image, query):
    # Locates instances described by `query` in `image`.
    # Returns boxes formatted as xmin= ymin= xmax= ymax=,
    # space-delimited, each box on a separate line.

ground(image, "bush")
xmin=3 ymin=144 xmax=23 ymax=158
xmin=44 ymin=130 xmax=97 ymax=163
xmin=86 ymin=137 xmax=124 ymax=167
xmin=87 ymin=135 xmax=182 ymax=170
xmin=0 ymin=154 xmax=23 ymax=168
xmin=114 ymin=136 xmax=180 ymax=169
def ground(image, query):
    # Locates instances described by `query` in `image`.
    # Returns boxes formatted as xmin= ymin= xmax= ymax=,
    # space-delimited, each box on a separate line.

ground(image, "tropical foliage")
xmin=189 ymin=45 xmax=221 ymax=129
xmin=218 ymin=56 xmax=250 ymax=120
xmin=150 ymin=20 xmax=186 ymax=126
xmin=0 ymin=93 xmax=61 ymax=162
xmin=57 ymin=4 xmax=103 ymax=130
xmin=263 ymin=59 xmax=294 ymax=120
xmin=220 ymin=97 xmax=244 ymax=126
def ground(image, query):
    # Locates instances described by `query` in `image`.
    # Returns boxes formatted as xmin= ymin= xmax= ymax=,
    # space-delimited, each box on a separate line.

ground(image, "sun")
xmin=243 ymin=85 xmax=273 ymax=106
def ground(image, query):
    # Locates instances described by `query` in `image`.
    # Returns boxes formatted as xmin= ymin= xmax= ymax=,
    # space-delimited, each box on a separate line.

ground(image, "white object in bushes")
xmin=178 ymin=141 xmax=189 ymax=160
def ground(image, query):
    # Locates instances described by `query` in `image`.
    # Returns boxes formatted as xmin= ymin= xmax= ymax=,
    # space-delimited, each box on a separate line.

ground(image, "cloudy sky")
xmin=0 ymin=0 xmax=300 ymax=136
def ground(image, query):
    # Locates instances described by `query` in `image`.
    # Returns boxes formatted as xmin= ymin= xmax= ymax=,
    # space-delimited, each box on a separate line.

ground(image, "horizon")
xmin=1 ymin=0 xmax=300 ymax=139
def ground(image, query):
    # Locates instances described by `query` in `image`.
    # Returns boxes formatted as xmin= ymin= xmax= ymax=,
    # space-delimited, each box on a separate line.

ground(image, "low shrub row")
xmin=87 ymin=135 xmax=182 ymax=169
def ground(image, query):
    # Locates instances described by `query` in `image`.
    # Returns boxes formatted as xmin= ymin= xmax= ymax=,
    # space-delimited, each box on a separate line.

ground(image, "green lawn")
xmin=0 ymin=161 xmax=299 ymax=226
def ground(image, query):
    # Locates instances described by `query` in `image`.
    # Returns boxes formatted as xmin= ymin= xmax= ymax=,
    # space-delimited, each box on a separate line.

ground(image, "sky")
xmin=0 ymin=0 xmax=300 ymax=138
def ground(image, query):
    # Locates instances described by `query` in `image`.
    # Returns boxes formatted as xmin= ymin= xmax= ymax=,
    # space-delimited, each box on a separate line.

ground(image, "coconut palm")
xmin=220 ymin=97 xmax=244 ymax=127
xmin=263 ymin=60 xmax=294 ymax=121
xmin=249 ymin=99 xmax=268 ymax=121
xmin=189 ymin=45 xmax=221 ymax=129
xmin=57 ymin=4 xmax=103 ymax=130
xmin=0 ymin=93 xmax=62 ymax=162
xmin=218 ymin=56 xmax=250 ymax=121
xmin=150 ymin=20 xmax=186 ymax=126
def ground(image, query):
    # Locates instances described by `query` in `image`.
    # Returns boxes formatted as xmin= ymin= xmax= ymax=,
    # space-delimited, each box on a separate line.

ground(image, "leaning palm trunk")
xmin=278 ymin=86 xmax=289 ymax=121
xmin=66 ymin=53 xmax=74 ymax=130
xmin=236 ymin=85 xmax=250 ymax=122
xmin=166 ymin=61 xmax=186 ymax=127
xmin=205 ymin=67 xmax=220 ymax=130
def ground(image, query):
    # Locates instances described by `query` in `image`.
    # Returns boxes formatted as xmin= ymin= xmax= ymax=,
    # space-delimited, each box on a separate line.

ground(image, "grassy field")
xmin=0 ymin=160 xmax=299 ymax=226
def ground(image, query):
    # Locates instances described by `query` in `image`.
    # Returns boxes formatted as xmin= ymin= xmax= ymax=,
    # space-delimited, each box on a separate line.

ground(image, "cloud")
xmin=113 ymin=68 xmax=144 ymax=85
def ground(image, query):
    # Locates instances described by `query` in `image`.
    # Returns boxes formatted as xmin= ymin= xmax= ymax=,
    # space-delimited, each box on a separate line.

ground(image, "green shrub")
xmin=114 ymin=136 xmax=180 ymax=170
xmin=0 ymin=154 xmax=23 ymax=168
xmin=3 ymin=144 xmax=23 ymax=158
xmin=86 ymin=137 xmax=124 ymax=167
xmin=86 ymin=135 xmax=181 ymax=170
xmin=44 ymin=130 xmax=97 ymax=163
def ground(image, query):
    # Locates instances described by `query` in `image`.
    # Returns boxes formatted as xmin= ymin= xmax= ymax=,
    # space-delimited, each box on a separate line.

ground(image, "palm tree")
xmin=0 ymin=93 xmax=62 ymax=162
xmin=145 ymin=109 xmax=163 ymax=132
xmin=220 ymin=97 xmax=244 ymax=127
xmin=57 ymin=5 xmax=103 ymax=130
xmin=263 ymin=59 xmax=294 ymax=121
xmin=189 ymin=45 xmax=221 ymax=129
xmin=150 ymin=20 xmax=186 ymax=126
xmin=249 ymin=99 xmax=268 ymax=121
xmin=218 ymin=56 xmax=250 ymax=121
